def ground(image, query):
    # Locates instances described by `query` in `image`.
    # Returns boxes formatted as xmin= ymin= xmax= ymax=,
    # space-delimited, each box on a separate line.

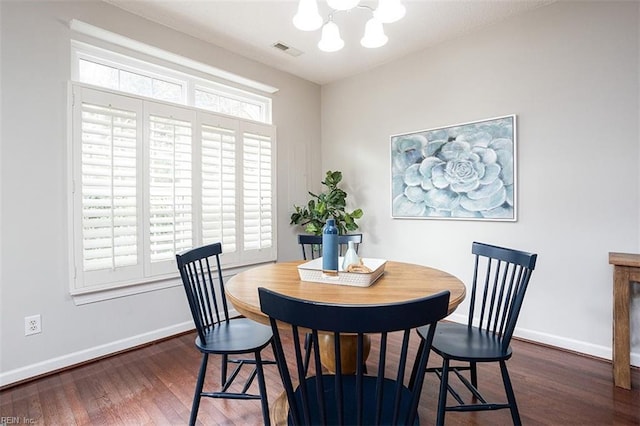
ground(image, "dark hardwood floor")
xmin=1 ymin=330 xmax=638 ymax=425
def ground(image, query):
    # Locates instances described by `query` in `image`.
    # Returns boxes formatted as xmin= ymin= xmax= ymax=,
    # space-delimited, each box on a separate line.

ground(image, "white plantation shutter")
xmin=201 ymin=116 xmax=237 ymax=255
xmin=73 ymin=86 xmax=144 ymax=287
xmin=147 ymin=107 xmax=194 ymax=274
xmin=242 ymin=125 xmax=275 ymax=258
xmin=81 ymin=103 xmax=138 ymax=270
xmin=71 ymin=84 xmax=276 ymax=295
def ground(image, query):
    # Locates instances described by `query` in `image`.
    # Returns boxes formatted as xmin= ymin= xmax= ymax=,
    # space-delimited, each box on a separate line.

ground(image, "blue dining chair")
xmin=176 ymin=243 xmax=275 ymax=426
xmin=259 ymin=287 xmax=450 ymax=425
xmin=417 ymin=241 xmax=537 ymax=425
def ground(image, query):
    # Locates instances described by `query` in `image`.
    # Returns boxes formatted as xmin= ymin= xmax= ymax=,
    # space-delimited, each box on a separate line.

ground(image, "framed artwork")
xmin=391 ymin=115 xmax=516 ymax=221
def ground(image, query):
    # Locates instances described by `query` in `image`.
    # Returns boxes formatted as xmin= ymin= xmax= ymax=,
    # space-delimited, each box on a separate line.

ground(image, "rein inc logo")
xmin=1 ymin=417 xmax=36 ymax=425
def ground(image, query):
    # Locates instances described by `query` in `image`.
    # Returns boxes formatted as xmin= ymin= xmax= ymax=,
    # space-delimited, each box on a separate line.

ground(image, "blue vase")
xmin=322 ymin=219 xmax=339 ymax=272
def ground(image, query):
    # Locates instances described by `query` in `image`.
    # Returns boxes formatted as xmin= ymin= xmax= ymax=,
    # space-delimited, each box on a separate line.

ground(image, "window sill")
xmin=70 ymin=276 xmax=182 ymax=305
xmin=70 ymin=261 xmax=276 ymax=306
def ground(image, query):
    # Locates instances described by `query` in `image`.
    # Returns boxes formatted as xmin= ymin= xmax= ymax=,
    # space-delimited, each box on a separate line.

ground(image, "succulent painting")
xmin=392 ymin=116 xmax=515 ymax=220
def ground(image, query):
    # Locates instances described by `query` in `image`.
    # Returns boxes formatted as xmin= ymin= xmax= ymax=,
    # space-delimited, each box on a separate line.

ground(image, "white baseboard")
xmin=4 ymin=311 xmax=637 ymax=388
xmin=1 ymin=308 xmax=244 ymax=388
xmin=0 ymin=321 xmax=195 ymax=388
xmin=446 ymin=312 xmax=640 ymax=367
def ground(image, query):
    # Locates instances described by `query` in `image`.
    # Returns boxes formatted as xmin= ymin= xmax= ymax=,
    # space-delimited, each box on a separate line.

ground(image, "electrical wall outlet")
xmin=24 ymin=314 xmax=41 ymax=336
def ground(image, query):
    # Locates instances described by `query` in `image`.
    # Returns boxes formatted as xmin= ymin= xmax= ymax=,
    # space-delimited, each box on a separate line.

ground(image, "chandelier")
xmin=293 ymin=0 xmax=406 ymax=52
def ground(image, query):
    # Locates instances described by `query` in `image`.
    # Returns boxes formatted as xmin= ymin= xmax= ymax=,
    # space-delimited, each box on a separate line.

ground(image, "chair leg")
xmin=254 ymin=350 xmax=270 ymax=426
xmin=303 ymin=333 xmax=313 ymax=374
xmin=221 ymin=354 xmax=228 ymax=386
xmin=436 ymin=358 xmax=450 ymax=426
xmin=190 ymin=353 xmax=209 ymax=426
xmin=470 ymin=361 xmax=478 ymax=389
xmin=409 ymin=338 xmax=426 ymax=390
xmin=499 ymin=360 xmax=522 ymax=425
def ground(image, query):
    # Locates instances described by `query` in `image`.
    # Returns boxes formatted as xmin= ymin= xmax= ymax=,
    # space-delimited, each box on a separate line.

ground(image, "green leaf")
xmin=345 ymin=222 xmax=358 ymax=232
xmin=317 ymin=201 xmax=327 ymax=215
xmin=306 ymin=222 xmax=322 ymax=235
xmin=325 ymin=170 xmax=342 ymax=188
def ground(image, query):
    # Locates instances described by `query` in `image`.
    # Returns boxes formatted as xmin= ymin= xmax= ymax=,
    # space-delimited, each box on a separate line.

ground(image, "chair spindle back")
xmin=467 ymin=241 xmax=537 ymax=352
xmin=298 ymin=234 xmax=363 ymax=260
xmin=176 ymin=243 xmax=230 ymax=343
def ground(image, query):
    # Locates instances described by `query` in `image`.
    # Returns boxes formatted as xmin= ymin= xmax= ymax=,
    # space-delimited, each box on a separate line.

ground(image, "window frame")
xmin=69 ymin=83 xmax=277 ymax=303
xmin=69 ymin=86 xmax=276 ymax=304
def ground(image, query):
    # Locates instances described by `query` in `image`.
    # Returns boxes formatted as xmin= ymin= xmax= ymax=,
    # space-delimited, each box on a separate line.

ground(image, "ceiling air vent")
xmin=272 ymin=41 xmax=303 ymax=57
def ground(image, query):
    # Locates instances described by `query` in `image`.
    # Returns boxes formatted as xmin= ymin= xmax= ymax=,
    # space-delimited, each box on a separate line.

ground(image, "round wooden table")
xmin=226 ymin=260 xmax=466 ymax=322
xmin=226 ymin=260 xmax=466 ymax=373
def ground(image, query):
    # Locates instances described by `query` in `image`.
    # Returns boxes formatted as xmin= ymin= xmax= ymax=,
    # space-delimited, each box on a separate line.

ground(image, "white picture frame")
xmin=391 ymin=115 xmax=517 ymax=221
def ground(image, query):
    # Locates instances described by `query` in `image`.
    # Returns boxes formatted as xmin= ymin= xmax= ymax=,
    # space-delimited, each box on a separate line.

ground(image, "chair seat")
xmin=289 ymin=375 xmax=418 ymax=425
xmin=195 ymin=318 xmax=272 ymax=354
xmin=419 ymin=322 xmax=513 ymax=362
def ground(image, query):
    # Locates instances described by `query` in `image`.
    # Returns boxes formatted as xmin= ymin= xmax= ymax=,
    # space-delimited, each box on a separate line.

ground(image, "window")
xmin=70 ymin=48 xmax=276 ymax=296
xmin=78 ymin=58 xmax=185 ymax=103
xmin=71 ymin=40 xmax=272 ymax=124
xmin=195 ymin=83 xmax=267 ymax=122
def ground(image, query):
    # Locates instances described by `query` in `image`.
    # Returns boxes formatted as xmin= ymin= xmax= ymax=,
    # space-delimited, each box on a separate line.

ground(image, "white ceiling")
xmin=104 ymin=0 xmax=554 ymax=85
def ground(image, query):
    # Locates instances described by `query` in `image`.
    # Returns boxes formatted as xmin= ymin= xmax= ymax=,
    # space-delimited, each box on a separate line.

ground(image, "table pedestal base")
xmin=318 ymin=334 xmax=371 ymax=374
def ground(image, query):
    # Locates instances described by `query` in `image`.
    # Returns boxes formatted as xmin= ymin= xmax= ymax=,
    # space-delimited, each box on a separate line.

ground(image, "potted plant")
xmin=290 ymin=170 xmax=363 ymax=235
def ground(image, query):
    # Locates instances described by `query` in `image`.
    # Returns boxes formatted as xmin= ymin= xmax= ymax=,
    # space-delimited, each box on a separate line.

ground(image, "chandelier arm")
xmin=356 ymin=4 xmax=375 ymax=13
xmin=327 ymin=4 xmax=375 ymax=20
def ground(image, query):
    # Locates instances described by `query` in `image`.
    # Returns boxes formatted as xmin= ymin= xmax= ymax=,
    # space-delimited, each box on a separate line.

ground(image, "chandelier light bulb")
xmin=361 ymin=18 xmax=388 ymax=48
xmin=373 ymin=0 xmax=406 ymax=24
xmin=318 ymin=21 xmax=345 ymax=52
xmin=293 ymin=0 xmax=323 ymax=31
xmin=326 ymin=0 xmax=360 ymax=11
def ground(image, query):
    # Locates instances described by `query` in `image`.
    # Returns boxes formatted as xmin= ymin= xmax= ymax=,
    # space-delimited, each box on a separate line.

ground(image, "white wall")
xmin=0 ymin=1 xmax=321 ymax=385
xmin=321 ymin=1 xmax=640 ymax=364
